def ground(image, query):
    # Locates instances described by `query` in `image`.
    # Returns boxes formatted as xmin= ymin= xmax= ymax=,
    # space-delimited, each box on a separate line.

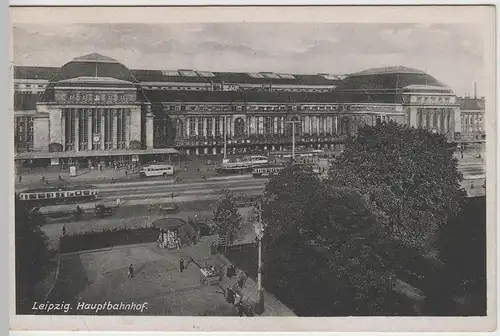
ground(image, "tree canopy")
xmin=329 ymin=121 xmax=467 ymax=253
xmin=262 ymin=165 xmax=396 ymax=315
xmin=15 ymin=198 xmax=53 ymax=314
xmin=261 ymin=122 xmax=468 ymax=316
xmin=212 ymin=190 xmax=243 ymax=245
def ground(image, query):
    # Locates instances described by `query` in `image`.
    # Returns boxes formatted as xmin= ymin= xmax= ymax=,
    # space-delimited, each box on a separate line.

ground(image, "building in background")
xmin=456 ymin=96 xmax=486 ymax=145
xmin=14 ymin=53 xmax=465 ymax=168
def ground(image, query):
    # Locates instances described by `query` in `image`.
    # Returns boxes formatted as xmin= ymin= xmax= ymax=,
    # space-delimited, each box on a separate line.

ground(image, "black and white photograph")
xmin=9 ymin=5 xmax=496 ymax=332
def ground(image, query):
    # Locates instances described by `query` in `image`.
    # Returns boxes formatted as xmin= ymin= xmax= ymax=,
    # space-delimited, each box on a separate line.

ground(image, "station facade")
xmin=14 ymin=53 xmax=468 ymax=166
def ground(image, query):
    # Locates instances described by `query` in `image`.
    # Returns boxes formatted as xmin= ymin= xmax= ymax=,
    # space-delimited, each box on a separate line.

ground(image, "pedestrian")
xmin=470 ymin=182 xmax=475 ymax=190
xmin=111 ymin=177 xmax=115 ymax=184
xmin=125 ymin=170 xmax=128 ymax=177
xmin=180 ymin=258 xmax=184 ymax=273
xmin=116 ymin=198 xmax=121 ymax=208
xmin=226 ymin=286 xmax=235 ymax=304
xmin=61 ymin=224 xmax=66 ymax=236
xmin=171 ymin=192 xmax=175 ymax=201
xmin=237 ymin=271 xmax=246 ymax=288
xmin=128 ymin=264 xmax=134 ymax=278
xmin=18 ymin=175 xmax=22 ymax=183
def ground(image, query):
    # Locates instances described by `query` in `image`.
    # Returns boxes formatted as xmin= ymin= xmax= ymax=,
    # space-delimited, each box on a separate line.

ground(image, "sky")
xmin=13 ymin=23 xmax=485 ymax=96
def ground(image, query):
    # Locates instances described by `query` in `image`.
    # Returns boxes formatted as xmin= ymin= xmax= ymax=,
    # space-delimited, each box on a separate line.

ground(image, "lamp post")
xmin=254 ymin=201 xmax=265 ymax=315
xmin=286 ymin=119 xmax=301 ymax=162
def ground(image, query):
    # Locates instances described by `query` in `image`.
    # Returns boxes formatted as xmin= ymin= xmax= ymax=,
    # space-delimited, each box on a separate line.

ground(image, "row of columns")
xmin=183 ymin=115 xmax=355 ymax=138
xmin=461 ymin=113 xmax=483 ymax=133
xmin=62 ymin=108 xmax=130 ymax=152
xmin=417 ymin=108 xmax=453 ymax=134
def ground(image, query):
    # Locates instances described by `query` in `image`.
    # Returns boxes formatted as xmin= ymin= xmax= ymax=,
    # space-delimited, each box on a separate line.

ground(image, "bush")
xmin=59 ymin=227 xmax=158 ymax=253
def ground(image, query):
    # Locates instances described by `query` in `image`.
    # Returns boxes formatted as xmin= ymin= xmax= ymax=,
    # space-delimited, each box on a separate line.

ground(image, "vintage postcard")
xmin=8 ymin=5 xmax=496 ymax=332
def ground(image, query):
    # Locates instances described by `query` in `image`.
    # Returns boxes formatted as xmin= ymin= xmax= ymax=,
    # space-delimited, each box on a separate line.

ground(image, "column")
xmin=273 ymin=117 xmax=278 ymax=135
xmin=203 ymin=117 xmax=207 ymax=137
xmin=125 ymin=109 xmax=130 ymax=148
xmin=195 ymin=117 xmax=199 ymax=136
xmin=87 ymin=108 xmax=93 ymax=150
xmin=301 ymin=116 xmax=306 ymax=134
xmin=309 ymin=116 xmax=313 ymax=134
xmin=100 ymin=109 xmax=105 ymax=150
xmin=112 ymin=108 xmax=118 ymax=149
xmin=186 ymin=118 xmax=190 ymax=137
xmin=212 ymin=116 xmax=216 ymax=136
xmin=74 ymin=108 xmax=80 ymax=151
xmin=315 ymin=116 xmax=320 ymax=134
xmin=146 ymin=109 xmax=154 ymax=149
xmin=220 ymin=117 xmax=224 ymax=137
xmin=335 ymin=115 xmax=339 ymax=134
xmin=304 ymin=116 xmax=310 ymax=134
xmin=280 ymin=117 xmax=285 ymax=135
xmin=61 ymin=109 xmax=65 ymax=151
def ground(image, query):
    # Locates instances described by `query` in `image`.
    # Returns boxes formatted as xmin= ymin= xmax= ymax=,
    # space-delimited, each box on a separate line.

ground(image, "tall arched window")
xmin=234 ymin=117 xmax=245 ymax=136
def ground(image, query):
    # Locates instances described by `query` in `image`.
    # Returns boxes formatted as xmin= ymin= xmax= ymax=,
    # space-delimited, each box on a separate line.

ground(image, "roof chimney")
xmin=473 ymin=82 xmax=477 ymax=99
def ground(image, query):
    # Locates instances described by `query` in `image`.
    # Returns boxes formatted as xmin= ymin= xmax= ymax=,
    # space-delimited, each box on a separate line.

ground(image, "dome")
xmin=335 ymin=66 xmax=449 ymax=92
xmin=50 ymin=53 xmax=138 ymax=83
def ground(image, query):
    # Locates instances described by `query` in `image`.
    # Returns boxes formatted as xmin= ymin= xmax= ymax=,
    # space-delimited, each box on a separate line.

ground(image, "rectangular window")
xmin=189 ymin=117 xmax=196 ymax=136
xmin=214 ymin=117 xmax=221 ymax=136
xmin=197 ymin=118 xmax=204 ymax=136
xmin=207 ymin=118 xmax=213 ymax=137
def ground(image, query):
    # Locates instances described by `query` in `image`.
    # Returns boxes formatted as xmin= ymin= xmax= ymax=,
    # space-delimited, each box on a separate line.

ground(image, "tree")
xmin=212 ymin=190 xmax=243 ymax=247
xmin=15 ymin=198 xmax=53 ymax=314
xmin=262 ymin=165 xmax=395 ymax=315
xmin=329 ymin=122 xmax=467 ymax=254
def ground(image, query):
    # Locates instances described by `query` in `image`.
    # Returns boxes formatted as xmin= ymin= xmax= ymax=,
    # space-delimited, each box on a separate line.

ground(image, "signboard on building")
xmin=50 ymin=158 xmax=59 ymax=166
xmin=69 ymin=166 xmax=77 ymax=177
xmin=132 ymin=155 xmax=139 ymax=162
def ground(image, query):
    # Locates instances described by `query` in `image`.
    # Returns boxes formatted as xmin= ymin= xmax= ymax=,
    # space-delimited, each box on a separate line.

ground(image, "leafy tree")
xmin=15 ymin=198 xmax=53 ymax=314
xmin=329 ymin=121 xmax=467 ymax=254
xmin=212 ymin=190 xmax=243 ymax=246
xmin=262 ymin=165 xmax=395 ymax=315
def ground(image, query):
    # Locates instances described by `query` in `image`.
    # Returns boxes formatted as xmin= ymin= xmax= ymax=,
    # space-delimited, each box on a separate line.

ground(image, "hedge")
xmin=59 ymin=227 xmax=158 ymax=253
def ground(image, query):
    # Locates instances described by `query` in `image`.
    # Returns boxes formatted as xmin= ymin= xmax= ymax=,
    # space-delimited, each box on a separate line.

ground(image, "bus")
xmin=139 ymin=164 xmax=175 ymax=177
xmin=18 ymin=184 xmax=100 ymax=206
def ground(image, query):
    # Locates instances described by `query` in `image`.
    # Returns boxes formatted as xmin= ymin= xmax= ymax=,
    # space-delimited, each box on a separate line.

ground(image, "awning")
xmin=15 ymin=148 xmax=179 ymax=160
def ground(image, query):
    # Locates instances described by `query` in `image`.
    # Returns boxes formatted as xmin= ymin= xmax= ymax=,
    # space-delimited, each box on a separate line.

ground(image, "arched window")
xmin=234 ymin=117 xmax=245 ymax=136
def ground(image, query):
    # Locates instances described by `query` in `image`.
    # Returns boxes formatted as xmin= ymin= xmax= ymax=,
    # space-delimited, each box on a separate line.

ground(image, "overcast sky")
xmin=13 ymin=23 xmax=485 ymax=96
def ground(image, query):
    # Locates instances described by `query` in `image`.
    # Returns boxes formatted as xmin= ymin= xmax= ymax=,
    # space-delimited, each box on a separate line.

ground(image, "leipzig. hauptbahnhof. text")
xmin=13 ymin=53 xmax=485 ymax=167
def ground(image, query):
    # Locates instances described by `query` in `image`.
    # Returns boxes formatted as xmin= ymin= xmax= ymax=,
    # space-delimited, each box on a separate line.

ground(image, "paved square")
xmin=51 ymin=243 xmax=238 ymax=316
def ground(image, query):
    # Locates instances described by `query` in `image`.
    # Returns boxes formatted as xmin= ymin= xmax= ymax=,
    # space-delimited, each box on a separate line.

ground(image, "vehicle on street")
xmin=139 ymin=164 xmax=175 ymax=177
xmin=18 ymin=184 xmax=99 ymax=206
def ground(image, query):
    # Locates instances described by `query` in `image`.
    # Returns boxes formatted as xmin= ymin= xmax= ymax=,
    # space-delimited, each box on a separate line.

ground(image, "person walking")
xmin=61 ymin=224 xmax=66 ymax=236
xmin=128 ymin=264 xmax=134 ymax=278
xmin=180 ymin=258 xmax=185 ymax=273
xmin=125 ymin=170 xmax=128 ymax=177
xmin=18 ymin=175 xmax=22 ymax=183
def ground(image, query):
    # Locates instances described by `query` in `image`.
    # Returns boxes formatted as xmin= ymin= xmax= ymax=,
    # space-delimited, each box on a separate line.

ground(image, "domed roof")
xmin=50 ymin=53 xmax=138 ymax=83
xmin=336 ymin=66 xmax=449 ymax=92
xmin=350 ymin=66 xmax=427 ymax=76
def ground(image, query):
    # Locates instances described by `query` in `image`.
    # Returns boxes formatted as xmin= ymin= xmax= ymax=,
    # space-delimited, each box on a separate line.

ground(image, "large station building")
xmin=14 ymin=53 xmax=474 ymax=168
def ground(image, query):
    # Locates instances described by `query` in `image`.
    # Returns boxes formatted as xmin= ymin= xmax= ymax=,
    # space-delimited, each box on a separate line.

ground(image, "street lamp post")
xmin=254 ymin=201 xmax=265 ymax=315
xmin=286 ymin=119 xmax=301 ymax=162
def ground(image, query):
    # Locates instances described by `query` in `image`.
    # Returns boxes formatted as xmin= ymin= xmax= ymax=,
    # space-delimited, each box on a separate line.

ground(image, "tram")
xmin=252 ymin=164 xmax=286 ymax=178
xmin=18 ymin=184 xmax=100 ymax=206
